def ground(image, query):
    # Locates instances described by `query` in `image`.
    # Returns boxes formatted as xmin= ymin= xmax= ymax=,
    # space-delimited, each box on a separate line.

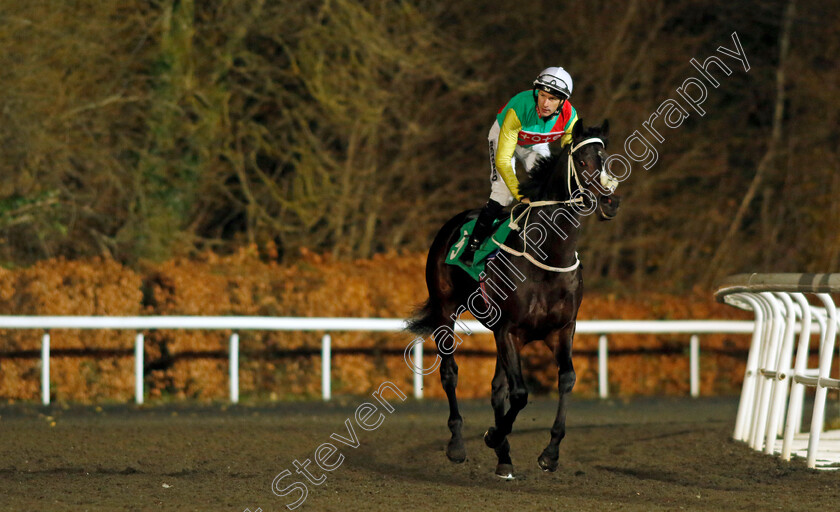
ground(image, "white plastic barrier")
xmin=0 ymin=317 xmax=753 ymax=405
xmin=716 ymin=273 xmax=840 ymax=469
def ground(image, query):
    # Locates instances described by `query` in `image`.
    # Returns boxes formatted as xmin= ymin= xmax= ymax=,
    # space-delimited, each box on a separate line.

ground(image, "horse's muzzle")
xmin=597 ymin=194 xmax=620 ymax=221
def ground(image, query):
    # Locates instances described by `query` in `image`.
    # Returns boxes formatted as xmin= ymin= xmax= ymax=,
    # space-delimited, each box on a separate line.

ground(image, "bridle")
xmin=567 ymin=137 xmax=614 ymax=199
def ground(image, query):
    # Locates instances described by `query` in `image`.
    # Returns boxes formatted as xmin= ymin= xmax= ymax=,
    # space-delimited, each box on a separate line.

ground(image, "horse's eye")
xmin=578 ymin=160 xmax=586 ymax=167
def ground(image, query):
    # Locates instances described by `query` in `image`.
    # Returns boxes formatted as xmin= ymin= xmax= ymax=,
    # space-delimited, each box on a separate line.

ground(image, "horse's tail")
xmin=405 ymin=298 xmax=441 ymax=337
xmin=406 ymin=207 xmax=475 ymax=338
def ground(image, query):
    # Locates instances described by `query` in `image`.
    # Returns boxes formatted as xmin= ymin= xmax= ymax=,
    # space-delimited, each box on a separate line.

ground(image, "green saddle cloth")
xmin=445 ymin=217 xmax=514 ymax=281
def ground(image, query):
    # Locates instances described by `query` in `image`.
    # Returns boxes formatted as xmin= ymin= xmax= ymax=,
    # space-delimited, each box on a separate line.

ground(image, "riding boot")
xmin=460 ymin=199 xmax=504 ymax=265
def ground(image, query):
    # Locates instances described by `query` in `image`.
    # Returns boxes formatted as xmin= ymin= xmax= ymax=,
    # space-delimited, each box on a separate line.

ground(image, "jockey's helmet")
xmin=533 ymin=67 xmax=573 ymax=99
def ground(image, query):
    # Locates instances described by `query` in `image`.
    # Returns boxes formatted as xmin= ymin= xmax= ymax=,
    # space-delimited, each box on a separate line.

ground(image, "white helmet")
xmin=533 ymin=67 xmax=573 ymax=99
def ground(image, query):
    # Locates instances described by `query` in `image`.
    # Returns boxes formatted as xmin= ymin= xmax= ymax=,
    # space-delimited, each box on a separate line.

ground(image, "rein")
xmin=491 ymin=200 xmax=582 ymax=273
xmin=489 ymin=137 xmax=605 ymax=273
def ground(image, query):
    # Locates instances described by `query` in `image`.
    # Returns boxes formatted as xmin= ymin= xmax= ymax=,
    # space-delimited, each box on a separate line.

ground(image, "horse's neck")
xmin=547 ymin=152 xmax=574 ymax=202
xmin=523 ymin=203 xmax=581 ymax=267
xmin=545 ymin=204 xmax=581 ymax=259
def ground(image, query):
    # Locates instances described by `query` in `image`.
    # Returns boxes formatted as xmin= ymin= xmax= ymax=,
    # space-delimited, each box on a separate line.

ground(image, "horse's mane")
xmin=517 ymin=151 xmax=568 ymax=202
xmin=518 ymin=125 xmax=609 ymax=202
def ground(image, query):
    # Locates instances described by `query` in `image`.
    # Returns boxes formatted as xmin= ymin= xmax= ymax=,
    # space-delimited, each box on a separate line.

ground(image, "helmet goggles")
xmin=534 ymin=75 xmax=570 ymax=99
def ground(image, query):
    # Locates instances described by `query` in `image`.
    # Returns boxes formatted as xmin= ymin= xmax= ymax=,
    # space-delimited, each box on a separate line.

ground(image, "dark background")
xmin=1 ymin=0 xmax=836 ymax=290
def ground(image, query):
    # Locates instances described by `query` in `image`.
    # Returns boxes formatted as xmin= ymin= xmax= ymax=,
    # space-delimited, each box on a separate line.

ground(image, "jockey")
xmin=460 ymin=66 xmax=579 ymax=264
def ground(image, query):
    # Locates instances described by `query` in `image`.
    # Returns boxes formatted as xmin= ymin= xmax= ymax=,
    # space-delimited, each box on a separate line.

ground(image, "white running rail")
xmin=716 ymin=273 xmax=840 ymax=469
xmin=0 ymin=317 xmax=753 ymax=406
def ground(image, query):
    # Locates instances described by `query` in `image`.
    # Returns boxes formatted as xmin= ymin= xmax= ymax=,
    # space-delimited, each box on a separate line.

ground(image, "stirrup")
xmin=460 ymin=239 xmax=480 ymax=265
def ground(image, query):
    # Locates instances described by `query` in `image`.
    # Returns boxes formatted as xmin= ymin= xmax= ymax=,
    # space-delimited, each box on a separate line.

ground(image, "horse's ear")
xmin=600 ymin=119 xmax=610 ymax=136
xmin=572 ymin=120 xmax=583 ymax=140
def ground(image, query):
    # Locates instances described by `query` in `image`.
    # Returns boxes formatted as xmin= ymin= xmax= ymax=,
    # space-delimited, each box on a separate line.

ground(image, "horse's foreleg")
xmin=490 ymin=355 xmax=509 ymax=427
xmin=488 ymin=356 xmax=513 ymax=478
xmin=439 ymin=350 xmax=466 ymax=463
xmin=484 ymin=328 xmax=527 ymax=452
xmin=538 ymin=326 xmax=576 ymax=472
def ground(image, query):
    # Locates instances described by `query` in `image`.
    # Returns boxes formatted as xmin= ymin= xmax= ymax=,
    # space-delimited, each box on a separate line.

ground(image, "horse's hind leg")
xmin=489 ymin=356 xmax=513 ymax=479
xmin=436 ymin=325 xmax=466 ymax=463
xmin=538 ymin=325 xmax=576 ymax=472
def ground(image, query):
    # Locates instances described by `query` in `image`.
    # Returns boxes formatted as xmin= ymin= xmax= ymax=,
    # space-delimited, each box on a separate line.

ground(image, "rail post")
xmin=598 ymin=334 xmax=608 ymax=399
xmin=322 ymin=334 xmax=331 ymax=401
xmin=413 ymin=338 xmax=423 ymax=399
xmin=690 ymin=334 xmax=699 ymax=397
xmin=230 ymin=333 xmax=239 ymax=404
xmin=41 ymin=331 xmax=50 ymax=405
xmin=135 ymin=333 xmax=144 ymax=404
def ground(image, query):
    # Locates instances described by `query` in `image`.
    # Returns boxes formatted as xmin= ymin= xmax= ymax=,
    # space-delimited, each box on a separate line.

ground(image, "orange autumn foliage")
xmin=0 ymin=249 xmax=753 ymax=403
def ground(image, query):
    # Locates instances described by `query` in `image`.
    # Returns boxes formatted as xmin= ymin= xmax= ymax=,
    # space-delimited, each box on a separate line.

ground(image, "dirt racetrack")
xmin=1 ymin=395 xmax=839 ymax=511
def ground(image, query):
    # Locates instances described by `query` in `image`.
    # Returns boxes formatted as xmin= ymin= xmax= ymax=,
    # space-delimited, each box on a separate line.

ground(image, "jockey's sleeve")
xmin=559 ymin=109 xmax=579 ymax=147
xmin=496 ymin=108 xmax=523 ymax=200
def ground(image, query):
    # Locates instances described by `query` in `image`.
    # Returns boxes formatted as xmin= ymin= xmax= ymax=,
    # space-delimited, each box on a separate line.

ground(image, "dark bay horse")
xmin=407 ymin=120 xmax=620 ymax=479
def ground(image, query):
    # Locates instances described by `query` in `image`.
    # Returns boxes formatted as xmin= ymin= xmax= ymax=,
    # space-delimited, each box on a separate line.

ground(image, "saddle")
xmin=444 ymin=215 xmax=514 ymax=281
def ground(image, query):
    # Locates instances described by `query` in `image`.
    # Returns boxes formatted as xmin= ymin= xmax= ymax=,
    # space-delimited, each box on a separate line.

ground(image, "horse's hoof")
xmin=446 ymin=438 xmax=466 ymax=463
xmin=495 ymin=463 xmax=515 ymax=480
xmin=538 ymin=452 xmax=559 ymax=472
xmin=484 ymin=427 xmax=502 ymax=449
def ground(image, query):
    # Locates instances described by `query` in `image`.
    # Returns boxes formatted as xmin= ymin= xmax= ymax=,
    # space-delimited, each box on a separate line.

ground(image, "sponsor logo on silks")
xmin=488 ymin=141 xmax=498 ymax=181
xmin=518 ymin=131 xmax=565 ymax=145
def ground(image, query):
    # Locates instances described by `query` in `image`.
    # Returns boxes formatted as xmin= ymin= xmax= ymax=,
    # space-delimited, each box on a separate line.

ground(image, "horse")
xmin=406 ymin=119 xmax=620 ymax=479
